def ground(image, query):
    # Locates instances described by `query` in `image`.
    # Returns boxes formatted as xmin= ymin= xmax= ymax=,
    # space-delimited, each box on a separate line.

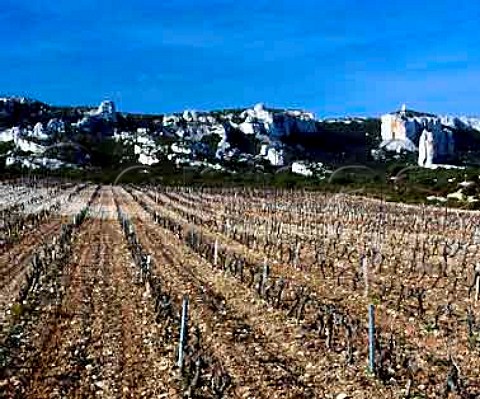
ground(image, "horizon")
xmin=4 ymin=95 xmax=480 ymax=119
xmin=1 ymin=0 xmax=479 ymax=118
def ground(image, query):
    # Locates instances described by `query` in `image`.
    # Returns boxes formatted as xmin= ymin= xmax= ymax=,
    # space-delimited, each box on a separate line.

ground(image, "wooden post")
xmin=178 ymin=296 xmax=189 ymax=372
xmin=475 ymin=274 xmax=480 ymax=302
xmin=362 ymin=256 xmax=369 ymax=298
xmin=262 ymin=259 xmax=269 ymax=296
xmin=368 ymin=304 xmax=375 ymax=375
xmin=214 ymin=238 xmax=218 ymax=266
xmin=293 ymin=242 xmax=300 ymax=269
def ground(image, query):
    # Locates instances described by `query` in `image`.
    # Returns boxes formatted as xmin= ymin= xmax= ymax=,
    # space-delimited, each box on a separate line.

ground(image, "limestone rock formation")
xmin=90 ymin=100 xmax=116 ymax=121
xmin=418 ymin=129 xmax=434 ymax=167
xmin=75 ymin=100 xmax=116 ymax=135
xmin=260 ymin=144 xmax=284 ymax=166
xmin=381 ymin=105 xmax=455 ymax=166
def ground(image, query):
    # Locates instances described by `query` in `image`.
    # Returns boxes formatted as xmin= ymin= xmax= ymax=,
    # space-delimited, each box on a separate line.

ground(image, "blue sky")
xmin=1 ymin=0 xmax=479 ymax=117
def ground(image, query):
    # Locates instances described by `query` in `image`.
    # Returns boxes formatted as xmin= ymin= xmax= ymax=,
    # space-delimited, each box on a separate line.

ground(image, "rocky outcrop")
xmin=260 ymin=144 xmax=284 ymax=166
xmin=292 ymin=161 xmax=313 ymax=176
xmin=2 ymin=96 xmax=478 ymax=172
xmin=232 ymin=103 xmax=316 ymax=138
xmin=28 ymin=122 xmax=49 ymax=140
xmin=75 ymin=100 xmax=116 ymax=134
xmin=90 ymin=100 xmax=116 ymax=121
xmin=157 ymin=103 xmax=318 ymax=166
xmin=418 ymin=128 xmax=455 ymax=167
xmin=441 ymin=115 xmax=480 ymax=132
xmin=418 ymin=129 xmax=434 ymax=167
xmin=381 ymin=107 xmax=456 ymax=166
xmin=46 ymin=118 xmax=65 ymax=134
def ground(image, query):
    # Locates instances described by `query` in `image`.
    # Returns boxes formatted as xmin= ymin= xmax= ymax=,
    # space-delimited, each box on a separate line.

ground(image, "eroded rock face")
xmin=91 ymin=100 xmax=116 ymax=121
xmin=441 ymin=115 xmax=480 ymax=131
xmin=237 ymin=103 xmax=317 ymax=138
xmin=46 ymin=119 xmax=65 ymax=134
xmin=31 ymin=122 xmax=48 ymax=140
xmin=417 ymin=127 xmax=455 ymax=167
xmin=158 ymin=103 xmax=318 ymax=166
xmin=0 ymin=97 xmax=320 ymax=170
xmin=418 ymin=129 xmax=434 ymax=167
xmin=381 ymin=108 xmax=455 ymax=166
xmin=260 ymin=144 xmax=284 ymax=166
xmin=75 ymin=100 xmax=117 ymax=135
xmin=182 ymin=110 xmax=198 ymax=122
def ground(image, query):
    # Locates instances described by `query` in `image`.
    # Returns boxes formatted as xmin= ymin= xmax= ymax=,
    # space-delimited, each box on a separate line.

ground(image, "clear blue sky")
xmin=1 ymin=0 xmax=479 ymax=117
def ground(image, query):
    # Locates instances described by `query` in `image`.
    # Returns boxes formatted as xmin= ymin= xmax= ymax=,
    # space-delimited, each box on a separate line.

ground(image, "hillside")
xmin=2 ymin=97 xmax=480 ymax=182
xmin=0 ymin=97 xmax=381 ymax=175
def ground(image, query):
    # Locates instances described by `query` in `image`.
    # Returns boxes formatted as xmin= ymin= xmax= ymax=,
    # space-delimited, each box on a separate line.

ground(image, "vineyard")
xmin=1 ymin=179 xmax=480 ymax=399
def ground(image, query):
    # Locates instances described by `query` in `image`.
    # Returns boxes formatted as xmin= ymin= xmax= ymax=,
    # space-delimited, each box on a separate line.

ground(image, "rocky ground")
xmin=1 ymin=183 xmax=479 ymax=398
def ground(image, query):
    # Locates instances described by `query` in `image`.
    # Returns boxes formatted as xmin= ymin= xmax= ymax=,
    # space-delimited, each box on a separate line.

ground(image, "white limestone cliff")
xmin=75 ymin=100 xmax=117 ymax=130
xmin=260 ymin=145 xmax=284 ymax=166
xmin=418 ymin=129 xmax=434 ymax=167
xmin=28 ymin=122 xmax=49 ymax=140
xmin=89 ymin=100 xmax=116 ymax=121
xmin=235 ymin=103 xmax=316 ymax=138
xmin=381 ymin=105 xmax=455 ymax=166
